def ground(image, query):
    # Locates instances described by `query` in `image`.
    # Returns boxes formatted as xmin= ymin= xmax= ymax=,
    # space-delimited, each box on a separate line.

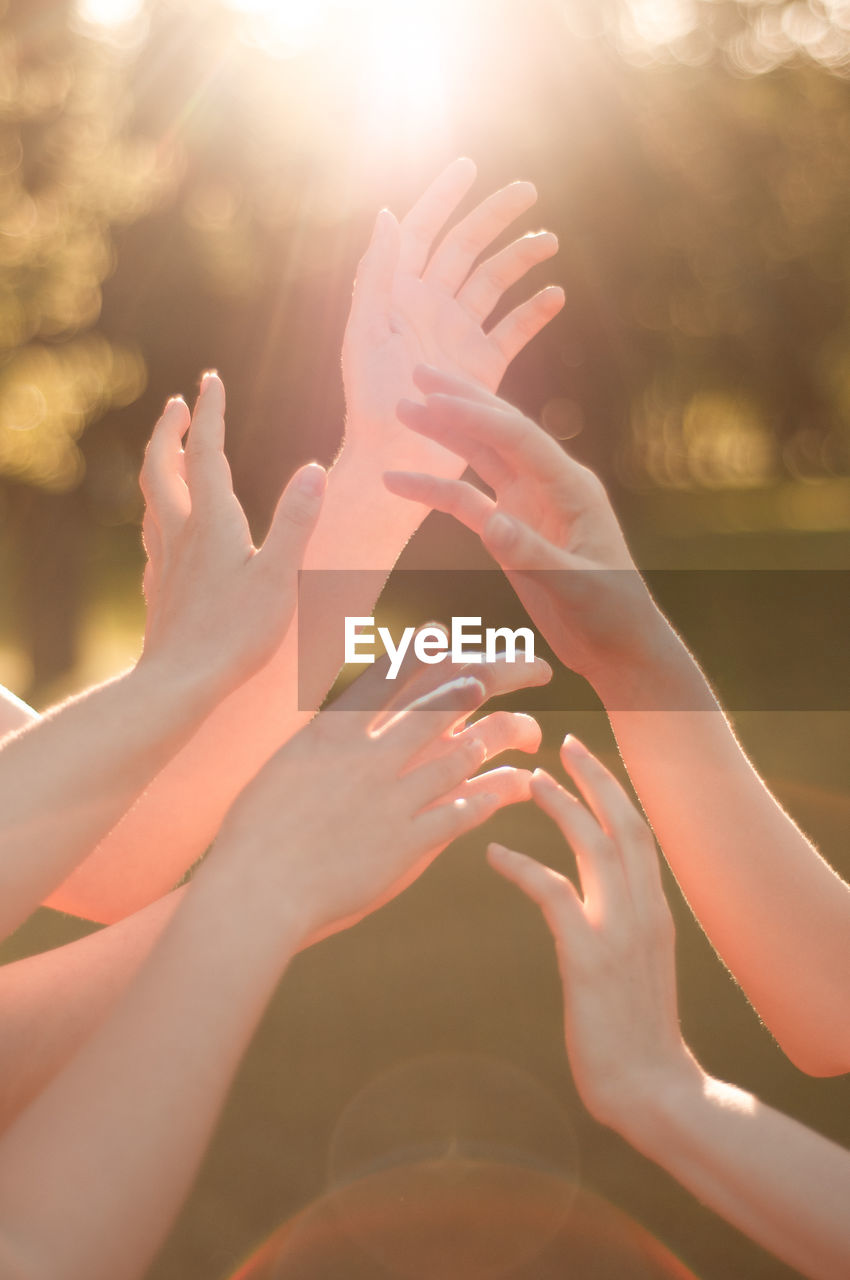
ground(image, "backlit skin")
xmin=43 ymin=158 xmax=563 ymax=926
xmin=0 ymin=163 xmax=560 ymax=1279
xmin=489 ymin=740 xmax=850 ymax=1280
xmin=0 ymin=667 xmax=533 ymax=1280
xmin=1 ymin=152 xmax=846 ymax=1280
xmin=387 ymin=363 xmax=850 ymax=1077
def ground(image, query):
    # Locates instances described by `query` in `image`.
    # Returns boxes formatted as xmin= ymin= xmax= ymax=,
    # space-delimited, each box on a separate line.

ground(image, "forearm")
xmin=620 ymin=1064 xmax=850 ymax=1279
xmin=0 ymin=891 xmax=182 ymax=1130
xmin=49 ymin=446 xmax=429 ymax=924
xmin=595 ymin=622 xmax=850 ymax=1074
xmin=0 ymin=858 xmax=297 ymax=1280
xmin=0 ymin=661 xmax=217 ymax=938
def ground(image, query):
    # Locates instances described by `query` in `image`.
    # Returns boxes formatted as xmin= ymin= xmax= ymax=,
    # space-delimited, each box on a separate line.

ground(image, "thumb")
xmin=349 ymin=208 xmax=400 ymax=330
xmin=260 ymin=462 xmax=326 ymax=572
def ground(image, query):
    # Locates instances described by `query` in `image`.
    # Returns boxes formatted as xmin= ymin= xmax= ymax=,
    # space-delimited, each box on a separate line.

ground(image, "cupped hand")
xmin=139 ymin=372 xmax=326 ymax=698
xmin=384 ymin=365 xmax=664 ymax=691
xmin=488 ymin=737 xmax=698 ymax=1132
xmin=342 ymin=158 xmax=564 ymax=478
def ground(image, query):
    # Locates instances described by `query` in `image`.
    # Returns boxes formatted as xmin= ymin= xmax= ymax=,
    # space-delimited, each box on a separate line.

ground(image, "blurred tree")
xmin=4 ymin=0 xmax=850 ymax=694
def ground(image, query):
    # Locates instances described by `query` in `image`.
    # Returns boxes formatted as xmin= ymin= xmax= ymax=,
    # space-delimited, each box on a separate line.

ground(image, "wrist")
xmin=587 ymin=611 xmax=716 ymax=713
xmin=131 ymin=648 xmax=225 ymax=724
xmin=192 ymin=830 xmax=308 ymax=963
xmin=606 ymin=1052 xmax=710 ymax=1153
xmin=328 ymin=444 xmax=428 ymax=540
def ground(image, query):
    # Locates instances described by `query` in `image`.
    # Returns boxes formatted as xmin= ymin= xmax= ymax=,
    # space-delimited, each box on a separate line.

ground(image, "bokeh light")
xmin=229 ymin=1169 xmax=698 ymax=1280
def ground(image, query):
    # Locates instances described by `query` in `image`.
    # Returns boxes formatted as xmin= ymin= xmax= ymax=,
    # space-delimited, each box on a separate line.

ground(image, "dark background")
xmin=0 ymin=1 xmax=849 ymax=1276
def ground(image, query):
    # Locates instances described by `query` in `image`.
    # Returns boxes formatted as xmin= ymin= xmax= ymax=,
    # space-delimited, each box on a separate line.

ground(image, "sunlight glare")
xmin=75 ymin=0 xmax=145 ymax=28
xmin=354 ymin=0 xmax=454 ymax=144
xmin=224 ymin=0 xmax=333 ymax=57
xmin=624 ymin=0 xmax=699 ymax=47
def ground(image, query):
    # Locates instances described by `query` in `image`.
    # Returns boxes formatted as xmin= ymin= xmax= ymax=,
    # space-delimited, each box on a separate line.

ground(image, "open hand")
xmin=342 ymin=158 xmax=564 ymax=479
xmin=140 ymin=372 xmax=326 ymax=699
xmin=385 ymin=366 xmax=665 ymax=693
xmin=212 ymin=655 xmax=547 ymax=951
xmin=489 ymin=737 xmax=698 ymax=1133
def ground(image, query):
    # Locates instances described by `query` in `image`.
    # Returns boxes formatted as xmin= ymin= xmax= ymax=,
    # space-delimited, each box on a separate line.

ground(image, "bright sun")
xmin=76 ymin=0 xmax=458 ymax=145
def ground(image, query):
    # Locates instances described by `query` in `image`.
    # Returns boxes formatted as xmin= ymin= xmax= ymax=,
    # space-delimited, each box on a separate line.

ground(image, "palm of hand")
xmin=344 ymin=275 xmax=507 ymax=480
xmin=494 ymin=473 xmax=645 ymax=679
xmin=342 ymin=159 xmax=562 ymax=481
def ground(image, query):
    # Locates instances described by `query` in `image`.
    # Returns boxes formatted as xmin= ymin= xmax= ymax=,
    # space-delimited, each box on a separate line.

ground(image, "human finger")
xmin=383 ymin=471 xmax=495 ymax=534
xmin=412 ymin=363 xmax=504 ymax=406
xmin=486 ymin=285 xmax=566 ymax=367
xmin=487 ymin=842 xmax=585 ymax=938
xmin=183 ymin=373 xmax=236 ymax=517
xmin=401 ymin=392 xmax=565 ymax=480
xmin=138 ymin=397 xmax=191 ymax=538
xmin=422 ymin=180 xmax=537 ymax=294
xmin=397 ymin=157 xmax=478 ymax=276
xmin=559 ymin=735 xmax=667 ymax=911
xmin=411 ymin=787 xmax=502 ymax=849
xmin=259 ymin=462 xmax=327 ymax=576
xmin=401 ymin=733 xmax=488 ymax=809
xmin=453 ymin=709 xmax=541 ymax=759
xmin=395 ymin=399 xmax=514 ymax=489
xmin=457 ymin=231 xmax=559 ymax=324
xmin=377 ymin=676 xmax=486 ymax=758
xmin=530 ymin=769 xmax=630 ymax=926
xmin=374 ymin=647 xmax=551 ymax=739
xmin=347 ymin=208 xmax=400 ymax=336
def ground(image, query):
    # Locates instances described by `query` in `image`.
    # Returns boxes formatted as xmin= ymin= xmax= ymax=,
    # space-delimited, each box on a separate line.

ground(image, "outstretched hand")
xmin=342 ymin=158 xmax=564 ymax=478
xmin=211 ymin=653 xmax=549 ymax=953
xmin=488 ymin=738 xmax=697 ymax=1133
xmin=385 ymin=366 xmax=666 ymax=694
xmin=140 ymin=372 xmax=326 ymax=699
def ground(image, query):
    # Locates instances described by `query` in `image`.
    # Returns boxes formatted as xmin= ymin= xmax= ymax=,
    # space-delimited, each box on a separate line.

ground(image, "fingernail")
xmin=373 ymin=208 xmax=394 ymax=238
xmin=294 ymin=463 xmax=327 ymax=497
xmin=164 ymin=394 xmax=184 ymax=410
xmin=201 ymin=369 xmax=218 ymax=384
xmin=561 ymin=734 xmax=584 ymax=754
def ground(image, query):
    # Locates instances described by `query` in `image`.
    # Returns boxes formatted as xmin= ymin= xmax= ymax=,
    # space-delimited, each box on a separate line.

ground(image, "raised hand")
xmin=488 ymin=740 xmax=850 ymax=1280
xmin=489 ymin=737 xmax=689 ymax=1130
xmin=341 ymin=158 xmax=564 ymax=478
xmin=140 ymin=371 xmax=326 ymax=699
xmin=384 ymin=365 xmax=665 ymax=695
xmin=0 ymin=375 xmax=324 ymax=935
xmin=211 ymin=656 xmax=544 ymax=952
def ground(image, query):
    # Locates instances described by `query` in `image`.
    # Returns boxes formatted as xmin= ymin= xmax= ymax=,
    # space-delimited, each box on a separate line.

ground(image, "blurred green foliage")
xmin=1 ymin=0 xmax=850 ymax=689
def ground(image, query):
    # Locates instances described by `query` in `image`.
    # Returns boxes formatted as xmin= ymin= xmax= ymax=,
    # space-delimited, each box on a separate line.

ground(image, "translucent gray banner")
xmin=297 ymin=569 xmax=850 ymax=712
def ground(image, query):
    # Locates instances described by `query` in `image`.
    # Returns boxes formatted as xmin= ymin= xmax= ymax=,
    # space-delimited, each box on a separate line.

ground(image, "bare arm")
xmin=0 ymin=892 xmax=181 ymax=1130
xmin=0 ymin=377 xmax=324 ymax=938
xmin=490 ymin=742 xmax=850 ymax=1280
xmin=0 ymin=669 xmax=521 ymax=1280
xmin=47 ymin=160 xmax=563 ymax=924
xmin=386 ymin=367 xmax=850 ymax=1075
xmin=0 ymin=651 xmax=544 ymax=1134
